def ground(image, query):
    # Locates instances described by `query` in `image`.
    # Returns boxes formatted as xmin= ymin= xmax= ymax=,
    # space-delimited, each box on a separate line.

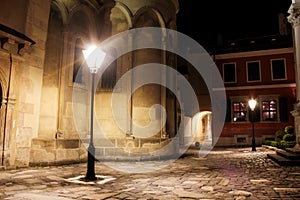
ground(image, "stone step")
xmin=276 ymin=149 xmax=300 ymax=160
xmin=285 ymin=148 xmax=300 ymax=156
xmin=267 ymin=153 xmax=300 ymax=166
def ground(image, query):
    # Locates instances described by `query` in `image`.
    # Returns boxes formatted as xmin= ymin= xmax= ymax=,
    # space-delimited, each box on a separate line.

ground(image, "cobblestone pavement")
xmin=1 ymin=147 xmax=300 ymax=200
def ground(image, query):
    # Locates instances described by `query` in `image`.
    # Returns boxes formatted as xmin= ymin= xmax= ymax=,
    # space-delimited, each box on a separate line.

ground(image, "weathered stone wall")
xmin=0 ymin=0 xmax=29 ymax=33
xmin=15 ymin=0 xmax=52 ymax=167
xmin=0 ymin=0 xmax=51 ymax=169
xmin=1 ymin=0 xmax=180 ymax=168
xmin=92 ymin=0 xmax=180 ymax=159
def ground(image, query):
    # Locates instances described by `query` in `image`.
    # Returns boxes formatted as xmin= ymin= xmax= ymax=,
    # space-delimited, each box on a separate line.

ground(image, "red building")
xmin=213 ymin=35 xmax=296 ymax=146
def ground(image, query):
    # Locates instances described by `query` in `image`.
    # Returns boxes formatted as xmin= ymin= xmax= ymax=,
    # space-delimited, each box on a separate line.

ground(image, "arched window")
xmin=73 ymin=39 xmax=85 ymax=84
xmin=100 ymin=59 xmax=117 ymax=90
xmin=98 ymin=49 xmax=117 ymax=91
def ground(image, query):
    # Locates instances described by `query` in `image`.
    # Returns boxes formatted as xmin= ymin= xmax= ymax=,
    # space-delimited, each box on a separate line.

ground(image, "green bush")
xmin=270 ymin=141 xmax=279 ymax=147
xmin=264 ymin=126 xmax=297 ymax=150
xmin=275 ymin=130 xmax=286 ymax=141
xmin=283 ymin=133 xmax=296 ymax=142
xmin=284 ymin=126 xmax=295 ymax=134
xmin=278 ymin=140 xmax=296 ymax=149
xmin=263 ymin=140 xmax=272 ymax=145
xmin=286 ymin=141 xmax=297 ymax=148
xmin=264 ymin=140 xmax=296 ymax=149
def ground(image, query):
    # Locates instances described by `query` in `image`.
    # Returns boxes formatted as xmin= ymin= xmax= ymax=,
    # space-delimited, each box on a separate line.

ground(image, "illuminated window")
xmin=262 ymin=100 xmax=277 ymax=121
xmin=233 ymin=102 xmax=247 ymax=122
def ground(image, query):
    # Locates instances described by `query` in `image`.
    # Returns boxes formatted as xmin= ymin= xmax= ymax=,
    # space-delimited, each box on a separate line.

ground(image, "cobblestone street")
xmin=1 ymin=147 xmax=300 ymax=200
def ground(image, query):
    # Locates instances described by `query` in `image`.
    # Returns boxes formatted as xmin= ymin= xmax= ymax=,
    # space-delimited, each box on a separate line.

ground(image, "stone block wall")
xmin=29 ymin=138 xmax=86 ymax=166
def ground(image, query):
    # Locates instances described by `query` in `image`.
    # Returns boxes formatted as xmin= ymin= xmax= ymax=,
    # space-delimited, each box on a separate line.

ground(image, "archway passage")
xmin=192 ymin=111 xmax=212 ymax=147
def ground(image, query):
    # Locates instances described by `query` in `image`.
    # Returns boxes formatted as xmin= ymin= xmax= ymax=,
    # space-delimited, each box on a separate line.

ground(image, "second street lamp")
xmin=82 ymin=45 xmax=106 ymax=181
xmin=248 ymin=99 xmax=257 ymax=152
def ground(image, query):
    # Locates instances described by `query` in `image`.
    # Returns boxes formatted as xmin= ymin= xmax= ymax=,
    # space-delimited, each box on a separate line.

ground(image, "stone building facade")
xmin=0 ymin=0 xmax=180 ymax=169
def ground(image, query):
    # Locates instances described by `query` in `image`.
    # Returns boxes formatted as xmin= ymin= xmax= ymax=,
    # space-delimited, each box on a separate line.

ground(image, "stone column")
xmin=161 ymin=35 xmax=167 ymax=138
xmin=128 ymin=30 xmax=134 ymax=136
xmin=288 ymin=0 xmax=300 ymax=150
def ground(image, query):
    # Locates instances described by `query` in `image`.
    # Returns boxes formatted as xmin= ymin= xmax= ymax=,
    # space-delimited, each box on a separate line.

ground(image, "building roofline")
xmin=214 ymin=47 xmax=294 ymax=60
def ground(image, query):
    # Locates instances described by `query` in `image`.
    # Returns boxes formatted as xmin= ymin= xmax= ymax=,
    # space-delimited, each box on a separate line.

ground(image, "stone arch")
xmin=192 ymin=111 xmax=213 ymax=146
xmin=51 ymin=0 xmax=68 ymax=25
xmin=110 ymin=2 xmax=133 ymax=35
xmin=114 ymin=2 xmax=133 ymax=29
xmin=68 ymin=32 xmax=90 ymax=85
xmin=133 ymin=7 xmax=166 ymax=28
xmin=167 ymin=19 xmax=177 ymax=30
xmin=68 ymin=4 xmax=97 ymax=39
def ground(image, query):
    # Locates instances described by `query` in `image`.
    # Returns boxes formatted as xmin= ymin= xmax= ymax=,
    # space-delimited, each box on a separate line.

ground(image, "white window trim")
xmin=270 ymin=58 xmax=287 ymax=81
xmin=222 ymin=62 xmax=237 ymax=83
xmin=246 ymin=60 xmax=261 ymax=82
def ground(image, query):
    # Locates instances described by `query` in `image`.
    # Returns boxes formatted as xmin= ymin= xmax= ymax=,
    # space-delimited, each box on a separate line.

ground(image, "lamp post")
xmin=248 ymin=99 xmax=257 ymax=151
xmin=82 ymin=45 xmax=106 ymax=181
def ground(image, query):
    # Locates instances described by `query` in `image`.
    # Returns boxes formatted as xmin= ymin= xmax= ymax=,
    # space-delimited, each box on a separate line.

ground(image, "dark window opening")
xmin=272 ymin=59 xmax=286 ymax=80
xmin=73 ymin=39 xmax=85 ymax=84
xmin=100 ymin=59 xmax=117 ymax=90
xmin=247 ymin=61 xmax=260 ymax=82
xmin=237 ymin=137 xmax=246 ymax=143
xmin=223 ymin=63 xmax=236 ymax=83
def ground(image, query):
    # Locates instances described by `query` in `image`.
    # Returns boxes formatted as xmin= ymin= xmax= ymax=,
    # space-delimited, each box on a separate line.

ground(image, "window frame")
xmin=222 ymin=62 xmax=237 ymax=83
xmin=230 ymin=96 xmax=250 ymax=123
xmin=246 ymin=60 xmax=261 ymax=82
xmin=96 ymin=50 xmax=120 ymax=92
xmin=258 ymin=95 xmax=280 ymax=122
xmin=68 ymin=36 xmax=89 ymax=89
xmin=261 ymin=100 xmax=278 ymax=122
xmin=232 ymin=101 xmax=248 ymax=122
xmin=99 ymin=59 xmax=118 ymax=91
xmin=73 ymin=38 xmax=85 ymax=85
xmin=271 ymin=58 xmax=287 ymax=81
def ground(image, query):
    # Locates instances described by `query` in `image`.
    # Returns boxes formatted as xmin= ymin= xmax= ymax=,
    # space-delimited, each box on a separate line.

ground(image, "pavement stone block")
xmin=0 ymin=147 xmax=300 ymax=199
xmin=173 ymin=188 xmax=205 ymax=198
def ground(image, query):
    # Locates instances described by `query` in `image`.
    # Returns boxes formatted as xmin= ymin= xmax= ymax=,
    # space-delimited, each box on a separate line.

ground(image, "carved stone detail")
xmin=0 ymin=25 xmax=35 ymax=56
xmin=288 ymin=3 xmax=300 ymax=27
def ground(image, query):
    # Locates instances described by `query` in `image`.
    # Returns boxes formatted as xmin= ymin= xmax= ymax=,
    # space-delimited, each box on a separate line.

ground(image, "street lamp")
xmin=82 ymin=45 xmax=106 ymax=181
xmin=248 ymin=99 xmax=257 ymax=151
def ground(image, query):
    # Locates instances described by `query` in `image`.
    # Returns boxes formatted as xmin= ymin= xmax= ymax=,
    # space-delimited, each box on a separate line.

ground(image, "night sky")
xmin=177 ymin=0 xmax=292 ymax=47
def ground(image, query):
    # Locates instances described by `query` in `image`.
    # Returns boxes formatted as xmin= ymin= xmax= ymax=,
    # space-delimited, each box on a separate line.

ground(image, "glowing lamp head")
xmin=248 ymin=99 xmax=257 ymax=111
xmin=82 ymin=45 xmax=106 ymax=73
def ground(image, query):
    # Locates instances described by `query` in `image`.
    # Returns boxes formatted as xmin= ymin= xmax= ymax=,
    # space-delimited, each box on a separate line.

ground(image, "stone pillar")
xmin=288 ymin=1 xmax=300 ymax=150
xmin=161 ymin=35 xmax=167 ymax=138
xmin=2 ymin=97 xmax=16 ymax=167
xmin=128 ymin=30 xmax=134 ymax=136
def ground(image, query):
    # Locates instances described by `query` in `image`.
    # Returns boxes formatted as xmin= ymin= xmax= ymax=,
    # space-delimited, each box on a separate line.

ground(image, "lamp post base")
xmin=252 ymin=139 xmax=256 ymax=151
xmin=85 ymin=145 xmax=97 ymax=181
